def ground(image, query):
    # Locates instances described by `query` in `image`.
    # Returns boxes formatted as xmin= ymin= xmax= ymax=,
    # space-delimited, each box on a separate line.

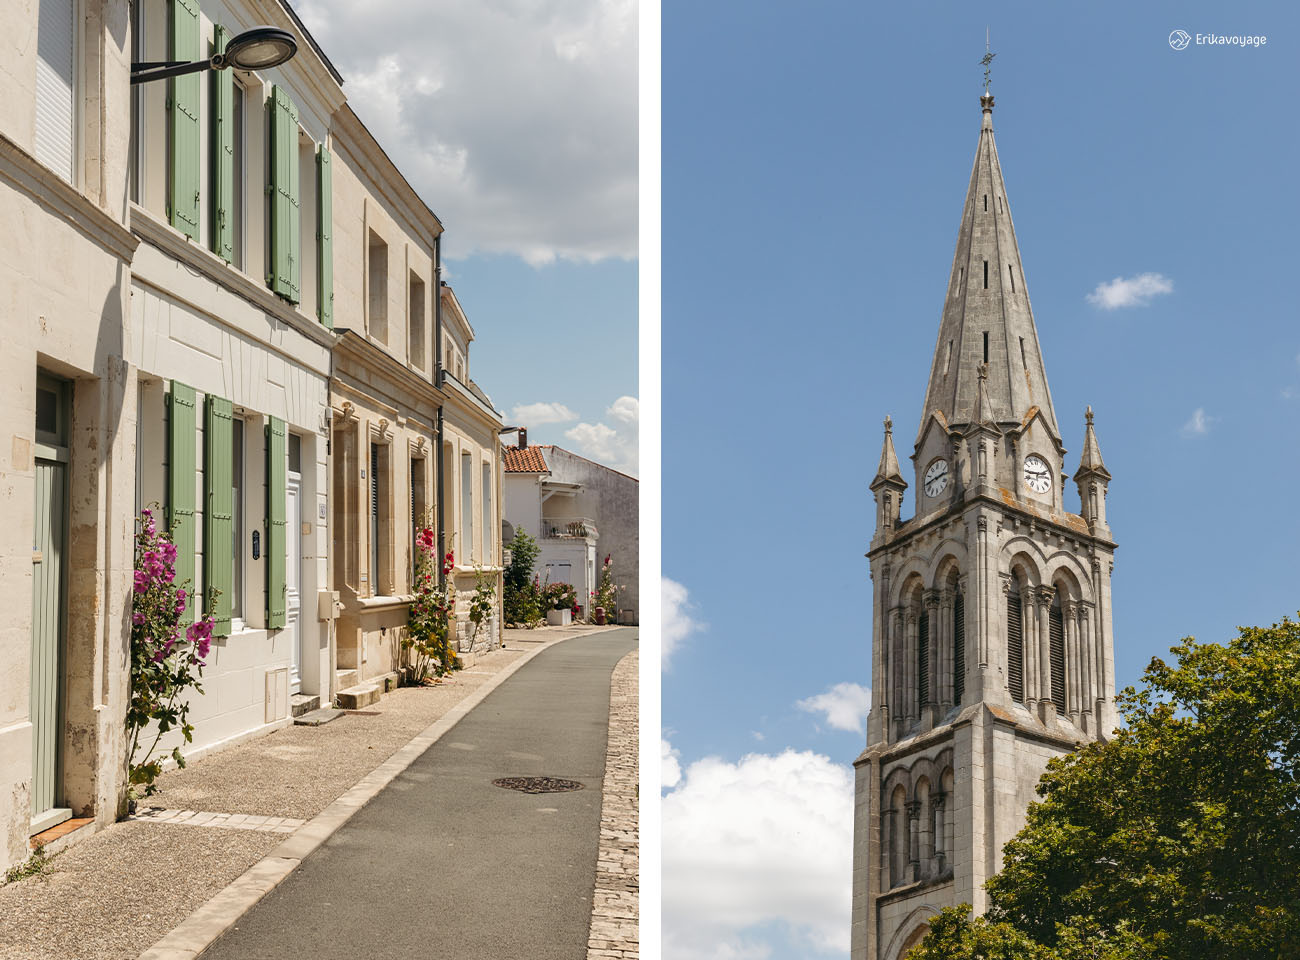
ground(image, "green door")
xmin=30 ymin=375 xmax=70 ymax=831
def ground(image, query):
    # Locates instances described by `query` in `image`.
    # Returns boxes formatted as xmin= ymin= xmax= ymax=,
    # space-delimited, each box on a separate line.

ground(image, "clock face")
xmin=1023 ymin=455 xmax=1051 ymax=494
xmin=924 ymin=458 xmax=949 ymax=497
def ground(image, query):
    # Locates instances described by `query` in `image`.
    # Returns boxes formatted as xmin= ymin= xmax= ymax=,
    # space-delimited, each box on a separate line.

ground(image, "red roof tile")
xmin=503 ymin=445 xmax=550 ymax=473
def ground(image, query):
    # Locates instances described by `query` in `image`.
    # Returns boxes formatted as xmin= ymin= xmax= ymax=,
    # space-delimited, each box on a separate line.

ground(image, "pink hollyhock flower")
xmin=160 ymin=541 xmax=178 ymax=564
xmin=132 ymin=612 xmax=145 ymax=626
xmin=133 ymin=571 xmax=150 ymax=593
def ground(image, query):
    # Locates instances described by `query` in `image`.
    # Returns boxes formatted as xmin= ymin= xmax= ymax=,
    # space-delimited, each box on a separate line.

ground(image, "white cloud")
xmin=662 ymin=743 xmax=855 ymax=959
xmin=662 ymin=577 xmax=701 ymax=669
xmin=1181 ymin=407 xmax=1216 ymax=437
xmin=796 ymin=682 xmax=873 ymax=734
xmin=510 ymin=401 xmax=579 ymax=425
xmin=1086 ymin=272 xmax=1174 ymax=310
xmin=564 ymin=395 xmax=638 ymax=475
xmin=662 ymin=739 xmax=682 ymax=790
xmin=295 ymin=0 xmax=636 ymax=265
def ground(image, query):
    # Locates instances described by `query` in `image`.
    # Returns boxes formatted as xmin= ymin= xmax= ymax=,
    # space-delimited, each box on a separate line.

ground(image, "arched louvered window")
xmin=918 ymin=608 xmax=930 ymax=706
xmin=953 ymin=589 xmax=965 ymax=706
xmin=1050 ymin=594 xmax=1066 ymax=713
xmin=1007 ymin=588 xmax=1024 ymax=703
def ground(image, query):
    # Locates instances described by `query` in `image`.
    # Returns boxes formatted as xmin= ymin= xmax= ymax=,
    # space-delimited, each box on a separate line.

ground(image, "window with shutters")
xmin=317 ymin=146 xmax=333 ymax=328
xmin=298 ymin=136 xmax=317 ymax=317
xmin=1050 ymin=594 xmax=1066 ymax=713
xmin=268 ymin=85 xmax=301 ymax=302
xmin=1007 ymin=587 xmax=1024 ymax=703
xmin=410 ymin=456 xmax=426 ymax=585
xmin=36 ymin=0 xmax=76 ymax=183
xmin=369 ymin=440 xmax=392 ymax=595
xmin=168 ymin=0 xmax=201 ymax=239
xmin=266 ymin=417 xmax=287 ymax=628
xmin=231 ymin=79 xmax=246 ymax=269
xmin=953 ymin=588 xmax=965 ymax=706
xmin=409 ymin=273 xmax=426 ymax=369
xmin=231 ymin=417 xmax=244 ymax=624
xmin=204 ymin=394 xmax=234 ymax=637
xmin=481 ymin=461 xmax=493 ymax=565
xmin=368 ymin=231 xmax=389 ymax=344
xmin=461 ymin=451 xmax=474 ymax=563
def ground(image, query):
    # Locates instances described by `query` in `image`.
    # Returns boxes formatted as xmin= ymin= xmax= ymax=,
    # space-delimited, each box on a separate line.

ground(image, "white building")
xmin=503 ymin=439 xmax=638 ymax=623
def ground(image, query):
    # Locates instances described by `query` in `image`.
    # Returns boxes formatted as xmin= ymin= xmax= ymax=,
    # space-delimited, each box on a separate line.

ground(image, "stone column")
xmin=906 ymin=800 xmax=921 ymax=883
xmin=1021 ymin=585 xmax=1037 ymax=711
xmin=1036 ymin=585 xmax=1055 ymax=715
xmin=1063 ymin=599 xmax=1081 ymax=724
xmin=905 ymin=609 xmax=918 ymax=727
xmin=1081 ymin=603 xmax=1096 ymax=732
xmin=922 ymin=590 xmax=941 ymax=726
xmin=939 ymin=587 xmax=954 ymax=710
xmin=932 ymin=790 xmax=947 ymax=874
xmin=891 ymin=608 xmax=905 ymax=740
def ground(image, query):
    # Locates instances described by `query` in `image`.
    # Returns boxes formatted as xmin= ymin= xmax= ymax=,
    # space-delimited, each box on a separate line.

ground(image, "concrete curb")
xmin=136 ymin=631 xmax=605 ymax=960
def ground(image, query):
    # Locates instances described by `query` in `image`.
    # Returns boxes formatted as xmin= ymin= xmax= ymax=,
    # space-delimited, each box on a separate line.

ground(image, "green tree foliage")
xmin=912 ymin=617 xmax=1300 ymax=960
xmin=503 ymin=527 xmax=542 ymax=624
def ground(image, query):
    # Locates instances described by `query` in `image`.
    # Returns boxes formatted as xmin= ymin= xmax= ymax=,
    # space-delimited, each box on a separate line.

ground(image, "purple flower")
xmin=132 ymin=612 xmax=145 ymax=626
xmin=160 ymin=541 xmax=177 ymax=564
xmin=133 ymin=571 xmax=150 ymax=594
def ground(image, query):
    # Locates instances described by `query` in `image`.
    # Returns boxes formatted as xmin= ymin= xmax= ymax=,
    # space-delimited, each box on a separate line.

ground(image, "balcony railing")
xmin=540 ymin=516 xmax=598 ymax=540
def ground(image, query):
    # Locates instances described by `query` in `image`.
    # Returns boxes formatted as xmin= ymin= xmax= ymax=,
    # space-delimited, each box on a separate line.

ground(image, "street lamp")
xmin=131 ymin=26 xmax=297 ymax=85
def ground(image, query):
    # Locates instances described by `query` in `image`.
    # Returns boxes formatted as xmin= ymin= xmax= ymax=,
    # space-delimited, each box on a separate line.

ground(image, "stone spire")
xmin=871 ymin=416 xmax=905 ymax=489
xmin=918 ymin=93 xmax=1059 ymax=444
xmin=1074 ymin=406 xmax=1110 ymax=480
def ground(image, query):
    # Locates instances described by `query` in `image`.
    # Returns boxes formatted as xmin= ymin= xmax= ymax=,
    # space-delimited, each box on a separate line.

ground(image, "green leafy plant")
xmin=2 ymin=844 xmax=52 ymax=886
xmin=590 ymin=553 xmax=623 ymax=618
xmin=503 ymin=527 xmax=543 ymax=625
xmin=403 ymin=522 xmax=461 ymax=682
xmin=465 ymin=566 xmax=497 ymax=650
xmin=126 ymin=507 xmax=219 ymax=800
xmin=545 ymin=581 xmax=578 ymax=613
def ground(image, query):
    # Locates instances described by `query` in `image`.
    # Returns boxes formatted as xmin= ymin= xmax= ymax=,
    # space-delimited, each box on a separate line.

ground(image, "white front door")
xmin=287 ymin=472 xmax=302 ymax=694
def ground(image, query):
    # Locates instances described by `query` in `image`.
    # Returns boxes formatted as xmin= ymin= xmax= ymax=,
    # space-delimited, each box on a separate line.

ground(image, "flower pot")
xmin=594 ymin=607 xmax=606 ymax=625
xmin=546 ymin=608 xmax=571 ymax=626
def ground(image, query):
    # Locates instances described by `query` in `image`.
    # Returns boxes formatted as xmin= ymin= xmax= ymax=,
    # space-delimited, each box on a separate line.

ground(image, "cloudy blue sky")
xmin=296 ymin=0 xmax=639 ymax=474
xmin=662 ymin=3 xmax=1299 ymax=958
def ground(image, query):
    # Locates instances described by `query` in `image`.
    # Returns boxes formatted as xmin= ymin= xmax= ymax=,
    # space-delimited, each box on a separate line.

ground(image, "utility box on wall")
xmin=318 ymin=589 xmax=340 ymax=621
xmin=265 ymin=668 xmax=289 ymax=723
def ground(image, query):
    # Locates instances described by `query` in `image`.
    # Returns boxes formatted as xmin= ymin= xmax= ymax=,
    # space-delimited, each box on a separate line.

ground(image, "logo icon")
xmin=1169 ymin=29 xmax=1191 ymax=50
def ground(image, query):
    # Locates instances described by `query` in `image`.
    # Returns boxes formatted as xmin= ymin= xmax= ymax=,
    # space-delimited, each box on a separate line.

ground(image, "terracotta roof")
xmin=503 ymin=445 xmax=550 ymax=473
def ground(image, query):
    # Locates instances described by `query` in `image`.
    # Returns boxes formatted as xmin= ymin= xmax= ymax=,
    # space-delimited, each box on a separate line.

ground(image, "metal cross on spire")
xmin=980 ymin=28 xmax=996 ymax=94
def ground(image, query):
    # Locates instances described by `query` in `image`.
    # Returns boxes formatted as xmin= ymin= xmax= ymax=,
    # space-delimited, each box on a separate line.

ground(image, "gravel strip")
xmin=587 ymin=648 xmax=639 ymax=960
xmin=0 ymin=822 xmax=282 ymax=960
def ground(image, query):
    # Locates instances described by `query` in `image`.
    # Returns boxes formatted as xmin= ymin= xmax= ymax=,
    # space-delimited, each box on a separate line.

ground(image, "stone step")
xmin=336 ymin=682 xmax=382 ymax=710
xmin=335 ymin=668 xmax=359 ymax=690
xmin=293 ymin=707 xmax=344 ymax=727
xmin=289 ymin=694 xmax=319 ymax=718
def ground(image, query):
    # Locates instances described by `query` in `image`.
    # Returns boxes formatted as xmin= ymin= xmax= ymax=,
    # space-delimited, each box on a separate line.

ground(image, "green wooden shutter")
xmin=167 ymin=382 xmax=197 ymax=625
xmin=266 ymin=416 xmax=287 ymax=628
xmin=317 ymin=145 xmax=333 ymax=327
xmin=210 ymin=25 xmax=234 ymax=262
xmin=269 ymin=85 xmax=300 ymax=303
xmin=204 ymin=395 xmax=234 ymax=637
xmin=168 ymin=0 xmax=201 ymax=239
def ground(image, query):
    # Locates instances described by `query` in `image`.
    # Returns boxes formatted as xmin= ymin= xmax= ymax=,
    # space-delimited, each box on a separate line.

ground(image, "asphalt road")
xmin=200 ymin=628 xmax=638 ymax=960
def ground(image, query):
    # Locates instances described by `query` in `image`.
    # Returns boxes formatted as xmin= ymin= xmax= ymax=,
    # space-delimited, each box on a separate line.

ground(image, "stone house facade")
xmin=0 ymin=0 xmax=504 ymax=873
xmin=0 ymin=0 xmax=137 ymax=869
xmin=503 ymin=442 xmax=638 ymax=623
xmin=851 ymin=93 xmax=1118 ymax=960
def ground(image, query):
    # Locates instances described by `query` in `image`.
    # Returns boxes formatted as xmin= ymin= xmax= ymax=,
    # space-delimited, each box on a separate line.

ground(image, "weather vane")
xmin=980 ymin=27 xmax=996 ymax=94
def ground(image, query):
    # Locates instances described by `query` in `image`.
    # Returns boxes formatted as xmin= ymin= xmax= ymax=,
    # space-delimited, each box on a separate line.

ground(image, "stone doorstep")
xmin=335 ymin=682 xmax=382 ymax=710
xmin=29 ymin=816 xmax=95 ymax=851
xmin=289 ymin=694 xmax=320 ymax=718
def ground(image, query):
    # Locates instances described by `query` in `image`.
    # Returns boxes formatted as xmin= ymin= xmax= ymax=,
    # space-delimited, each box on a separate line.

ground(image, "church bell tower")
xmin=849 ymin=89 xmax=1118 ymax=960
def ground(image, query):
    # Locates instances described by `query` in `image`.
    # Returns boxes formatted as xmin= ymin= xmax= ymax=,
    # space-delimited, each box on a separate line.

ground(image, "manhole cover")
xmin=492 ymin=777 xmax=585 ymax=794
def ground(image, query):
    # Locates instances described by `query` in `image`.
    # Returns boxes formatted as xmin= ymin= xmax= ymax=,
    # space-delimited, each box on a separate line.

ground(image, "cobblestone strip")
xmin=587 ymin=649 xmax=638 ymax=960
xmin=127 ymin=808 xmax=307 ymax=834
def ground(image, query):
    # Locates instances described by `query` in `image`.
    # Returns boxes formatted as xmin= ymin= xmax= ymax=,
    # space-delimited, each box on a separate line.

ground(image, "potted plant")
xmin=545 ymin=581 xmax=577 ymax=626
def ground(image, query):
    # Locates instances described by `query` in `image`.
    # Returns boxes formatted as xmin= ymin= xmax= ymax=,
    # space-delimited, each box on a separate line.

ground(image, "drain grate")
xmin=493 ymin=776 xmax=585 ymax=794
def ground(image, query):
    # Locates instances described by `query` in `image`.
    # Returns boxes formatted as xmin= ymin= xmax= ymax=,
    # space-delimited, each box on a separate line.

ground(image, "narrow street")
xmin=197 ymin=628 xmax=637 ymax=960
